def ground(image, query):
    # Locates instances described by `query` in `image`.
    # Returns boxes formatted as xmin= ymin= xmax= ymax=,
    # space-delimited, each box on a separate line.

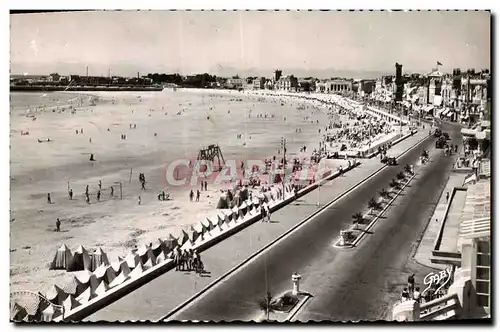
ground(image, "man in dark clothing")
xmin=98 ymin=180 xmax=102 ymax=190
xmin=110 ymin=186 xmax=114 ymax=198
xmin=56 ymin=218 xmax=61 ymax=232
xmin=85 ymin=185 xmax=89 ymax=196
xmin=69 ymin=189 xmax=73 ymax=200
xmin=97 ymin=190 xmax=101 ymax=202
xmin=189 ymin=190 xmax=194 ymax=202
xmin=47 ymin=193 xmax=52 ymax=204
xmin=200 ymin=182 xmax=204 ymax=191
xmin=196 ymin=190 xmax=200 ymax=202
xmin=446 ymin=192 xmax=450 ymax=202
xmin=204 ymin=181 xmax=208 ymax=191
xmin=408 ymin=274 xmax=416 ymax=293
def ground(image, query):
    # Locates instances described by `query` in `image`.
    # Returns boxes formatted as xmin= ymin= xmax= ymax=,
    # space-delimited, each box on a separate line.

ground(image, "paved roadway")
xmin=169 ymin=122 xmax=463 ymax=322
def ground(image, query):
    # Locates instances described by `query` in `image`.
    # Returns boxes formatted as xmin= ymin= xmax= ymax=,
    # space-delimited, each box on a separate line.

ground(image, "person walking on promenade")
xmin=189 ymin=190 xmax=194 ymax=202
xmin=446 ymin=192 xmax=450 ymax=202
xmin=69 ymin=188 xmax=73 ymax=200
xmin=47 ymin=193 xmax=52 ymax=204
xmin=56 ymin=218 xmax=61 ymax=232
xmin=401 ymin=287 xmax=410 ymax=302
xmin=407 ymin=274 xmax=416 ymax=294
xmin=196 ymin=190 xmax=200 ymax=202
xmin=413 ymin=287 xmax=421 ymax=303
xmin=265 ymin=203 xmax=271 ymax=222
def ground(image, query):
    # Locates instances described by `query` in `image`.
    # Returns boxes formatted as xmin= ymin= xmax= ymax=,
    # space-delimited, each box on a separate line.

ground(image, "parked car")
xmin=433 ymin=128 xmax=442 ymax=137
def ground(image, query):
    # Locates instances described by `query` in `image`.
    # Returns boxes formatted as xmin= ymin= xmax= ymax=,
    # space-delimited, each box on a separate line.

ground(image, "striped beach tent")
xmin=94 ymin=264 xmax=117 ymax=285
xmin=49 ymin=244 xmax=73 ymax=271
xmin=164 ymin=234 xmax=178 ymax=252
xmin=178 ymin=230 xmax=190 ymax=246
xmin=187 ymin=226 xmax=200 ymax=243
xmin=143 ymin=255 xmax=157 ymax=269
xmin=10 ymin=302 xmax=28 ymax=322
xmin=110 ymin=256 xmax=125 ymax=274
xmin=67 ymin=245 xmax=92 ymax=272
xmin=91 ymin=248 xmax=109 ymax=272
xmin=206 ymin=217 xmax=216 ymax=231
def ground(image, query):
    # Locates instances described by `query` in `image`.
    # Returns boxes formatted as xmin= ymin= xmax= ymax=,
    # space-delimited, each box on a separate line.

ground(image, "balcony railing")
xmin=420 ymin=293 xmax=460 ymax=321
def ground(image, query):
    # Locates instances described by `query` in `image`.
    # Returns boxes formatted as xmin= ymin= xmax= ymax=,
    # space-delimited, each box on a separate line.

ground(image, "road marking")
xmin=160 ymin=132 xmax=431 ymax=321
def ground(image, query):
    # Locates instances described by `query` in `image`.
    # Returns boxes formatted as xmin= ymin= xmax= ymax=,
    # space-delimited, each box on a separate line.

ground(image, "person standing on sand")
xmin=138 ymin=196 xmax=141 ymax=205
xmin=196 ymin=190 xmax=200 ymax=202
xmin=69 ymin=188 xmax=73 ymax=200
xmin=47 ymin=193 xmax=52 ymax=204
xmin=97 ymin=190 xmax=101 ymax=202
xmin=98 ymin=180 xmax=102 ymax=190
xmin=189 ymin=190 xmax=194 ymax=202
xmin=56 ymin=218 xmax=61 ymax=232
xmin=110 ymin=186 xmax=114 ymax=198
xmin=85 ymin=185 xmax=89 ymax=196
xmin=200 ymin=182 xmax=204 ymax=192
xmin=204 ymin=181 xmax=208 ymax=191
xmin=86 ymin=195 xmax=90 ymax=204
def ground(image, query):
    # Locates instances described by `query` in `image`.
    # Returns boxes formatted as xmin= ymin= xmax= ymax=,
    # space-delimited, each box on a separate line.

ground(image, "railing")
xmin=420 ymin=293 xmax=460 ymax=321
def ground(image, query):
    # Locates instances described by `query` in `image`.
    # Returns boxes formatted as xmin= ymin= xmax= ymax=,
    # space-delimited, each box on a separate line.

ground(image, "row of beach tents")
xmin=11 ymin=183 xmax=294 ymax=322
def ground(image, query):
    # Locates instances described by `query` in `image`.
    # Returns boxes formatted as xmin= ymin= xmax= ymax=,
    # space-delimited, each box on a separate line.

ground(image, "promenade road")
xmin=86 ymin=129 xmax=431 ymax=321
xmin=168 ymin=122 xmax=463 ymax=322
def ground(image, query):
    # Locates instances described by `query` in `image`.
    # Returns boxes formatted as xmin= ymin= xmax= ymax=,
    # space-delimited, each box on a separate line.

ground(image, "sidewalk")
xmin=86 ymin=129 xmax=430 ymax=321
xmin=413 ymin=172 xmax=467 ymax=270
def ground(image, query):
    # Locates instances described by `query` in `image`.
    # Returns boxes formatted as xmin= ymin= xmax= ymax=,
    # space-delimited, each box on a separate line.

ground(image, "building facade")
xmin=275 ymin=75 xmax=298 ymax=91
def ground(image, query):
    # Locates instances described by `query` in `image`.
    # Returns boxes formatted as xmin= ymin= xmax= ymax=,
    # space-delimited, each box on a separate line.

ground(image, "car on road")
xmin=435 ymin=136 xmax=447 ymax=149
xmin=433 ymin=128 xmax=442 ymax=137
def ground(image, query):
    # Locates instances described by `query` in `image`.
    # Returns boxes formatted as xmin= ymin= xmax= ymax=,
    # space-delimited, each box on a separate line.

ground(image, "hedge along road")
xmin=86 ymin=129 xmax=429 ymax=322
xmin=167 ymin=122 xmax=462 ymax=322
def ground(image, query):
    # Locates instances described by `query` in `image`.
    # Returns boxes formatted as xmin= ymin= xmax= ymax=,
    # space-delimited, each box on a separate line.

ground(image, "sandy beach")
xmin=10 ymin=88 xmax=355 ymax=295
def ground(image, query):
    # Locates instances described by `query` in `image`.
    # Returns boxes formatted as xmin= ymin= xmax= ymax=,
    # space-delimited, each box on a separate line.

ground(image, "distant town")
xmin=10 ymin=65 xmax=491 ymax=123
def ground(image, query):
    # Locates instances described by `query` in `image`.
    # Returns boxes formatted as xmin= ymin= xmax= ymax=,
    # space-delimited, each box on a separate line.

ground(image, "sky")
xmin=10 ymin=10 xmax=491 ymax=78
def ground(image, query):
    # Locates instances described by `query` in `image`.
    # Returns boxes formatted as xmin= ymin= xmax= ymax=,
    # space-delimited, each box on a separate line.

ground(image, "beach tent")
xmin=231 ymin=194 xmax=242 ymax=208
xmin=180 ymin=239 xmax=194 ymax=251
xmin=226 ymin=190 xmax=234 ymax=202
xmin=109 ymin=270 xmax=130 ymax=289
xmin=139 ymin=245 xmax=156 ymax=266
xmin=129 ymin=261 xmax=145 ymax=279
xmin=76 ymin=286 xmax=97 ymax=304
xmin=73 ymin=269 xmax=93 ymax=285
xmin=216 ymin=193 xmax=230 ymax=209
xmin=155 ymin=251 xmax=169 ymax=264
xmin=187 ymin=226 xmax=200 ymax=243
xmin=237 ymin=208 xmax=246 ymax=220
xmin=45 ymin=285 xmax=69 ymax=306
xmin=94 ymin=264 xmax=117 ymax=285
xmin=178 ymin=230 xmax=190 ymax=246
xmin=10 ymin=302 xmax=28 ymax=322
xmin=62 ymin=295 xmax=81 ymax=313
xmin=110 ymin=257 xmax=125 ymax=274
xmin=41 ymin=304 xmax=62 ymax=322
xmin=49 ymin=244 xmax=73 ymax=271
xmin=124 ymin=252 xmax=141 ymax=270
xmin=206 ymin=218 xmax=216 ymax=231
xmin=67 ymin=245 xmax=92 ymax=272
xmin=91 ymin=248 xmax=109 ymax=272
xmin=239 ymin=187 xmax=249 ymax=201
xmin=164 ymin=234 xmax=178 ymax=252
xmin=118 ymin=260 xmax=131 ymax=277
xmin=151 ymin=239 xmax=166 ymax=257
xmin=59 ymin=275 xmax=87 ymax=297
xmin=94 ymin=280 xmax=109 ymax=297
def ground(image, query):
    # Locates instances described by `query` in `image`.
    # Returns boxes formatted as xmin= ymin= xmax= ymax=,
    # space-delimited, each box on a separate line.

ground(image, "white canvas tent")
xmin=67 ymin=245 xmax=92 ymax=272
xmin=49 ymin=244 xmax=73 ymax=270
xmin=91 ymin=248 xmax=109 ymax=272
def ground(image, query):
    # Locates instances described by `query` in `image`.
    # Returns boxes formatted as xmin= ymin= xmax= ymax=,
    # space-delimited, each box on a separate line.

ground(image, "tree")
xmin=404 ymin=164 xmax=412 ymax=174
xmin=352 ymin=212 xmax=363 ymax=230
xmin=390 ymin=178 xmax=399 ymax=188
xmin=258 ymin=292 xmax=274 ymax=322
xmin=368 ymin=197 xmax=381 ymax=213
xmin=379 ymin=188 xmax=390 ymax=200
xmin=396 ymin=172 xmax=406 ymax=180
